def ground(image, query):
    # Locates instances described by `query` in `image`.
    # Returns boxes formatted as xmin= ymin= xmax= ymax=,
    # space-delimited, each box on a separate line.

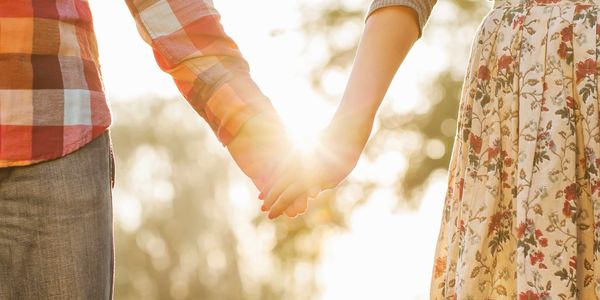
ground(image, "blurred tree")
xmin=250 ymin=1 xmax=493 ymax=299
xmin=249 ymin=2 xmax=493 ymax=299
xmin=110 ymin=1 xmax=493 ymax=299
xmin=110 ymin=98 xmax=247 ymax=300
xmin=111 ymin=98 xmax=339 ymax=300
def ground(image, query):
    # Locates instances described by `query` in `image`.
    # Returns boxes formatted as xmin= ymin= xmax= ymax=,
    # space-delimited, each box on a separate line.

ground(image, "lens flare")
xmin=288 ymin=127 xmax=322 ymax=154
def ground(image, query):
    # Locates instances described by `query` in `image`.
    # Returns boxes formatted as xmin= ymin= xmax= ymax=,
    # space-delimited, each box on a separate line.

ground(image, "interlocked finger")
xmin=268 ymin=182 xmax=308 ymax=219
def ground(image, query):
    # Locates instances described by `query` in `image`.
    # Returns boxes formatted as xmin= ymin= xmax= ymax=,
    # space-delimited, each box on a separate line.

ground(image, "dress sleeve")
xmin=124 ymin=0 xmax=275 ymax=146
xmin=366 ymin=0 xmax=437 ymax=38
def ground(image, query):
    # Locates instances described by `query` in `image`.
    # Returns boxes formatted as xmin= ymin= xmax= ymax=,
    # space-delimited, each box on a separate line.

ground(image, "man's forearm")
xmin=124 ymin=0 xmax=273 ymax=146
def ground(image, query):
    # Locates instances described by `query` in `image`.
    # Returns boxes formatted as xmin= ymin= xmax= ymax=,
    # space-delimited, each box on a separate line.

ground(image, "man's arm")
xmin=124 ymin=0 xmax=290 ymax=189
xmin=124 ymin=0 xmax=276 ymax=146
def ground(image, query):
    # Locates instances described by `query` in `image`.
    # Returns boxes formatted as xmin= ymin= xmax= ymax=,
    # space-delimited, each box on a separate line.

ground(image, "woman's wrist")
xmin=327 ymin=107 xmax=374 ymax=152
xmin=333 ymin=102 xmax=377 ymax=129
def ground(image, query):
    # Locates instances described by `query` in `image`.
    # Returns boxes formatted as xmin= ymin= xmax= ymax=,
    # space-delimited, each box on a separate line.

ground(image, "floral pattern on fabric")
xmin=430 ymin=0 xmax=600 ymax=299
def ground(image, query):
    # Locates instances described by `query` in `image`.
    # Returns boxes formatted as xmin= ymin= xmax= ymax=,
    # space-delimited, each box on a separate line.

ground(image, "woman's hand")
xmin=260 ymin=111 xmax=374 ymax=219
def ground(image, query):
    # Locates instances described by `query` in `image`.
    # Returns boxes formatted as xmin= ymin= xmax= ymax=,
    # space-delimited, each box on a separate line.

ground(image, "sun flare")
xmin=274 ymin=94 xmax=332 ymax=156
xmin=287 ymin=126 xmax=322 ymax=154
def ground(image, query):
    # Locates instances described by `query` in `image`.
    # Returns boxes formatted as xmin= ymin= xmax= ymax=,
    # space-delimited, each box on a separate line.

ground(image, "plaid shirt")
xmin=0 ymin=0 xmax=274 ymax=167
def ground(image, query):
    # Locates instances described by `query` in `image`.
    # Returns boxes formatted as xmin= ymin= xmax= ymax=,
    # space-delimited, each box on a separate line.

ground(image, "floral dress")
xmin=430 ymin=0 xmax=600 ymax=298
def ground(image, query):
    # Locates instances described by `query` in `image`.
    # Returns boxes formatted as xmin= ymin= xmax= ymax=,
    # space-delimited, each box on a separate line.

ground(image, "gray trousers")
xmin=0 ymin=131 xmax=115 ymax=299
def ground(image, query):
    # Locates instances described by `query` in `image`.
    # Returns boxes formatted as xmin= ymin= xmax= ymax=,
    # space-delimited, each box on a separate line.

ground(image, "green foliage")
xmin=111 ymin=98 xmax=247 ymax=300
xmin=111 ymin=1 xmax=489 ymax=299
xmin=111 ymin=98 xmax=344 ymax=300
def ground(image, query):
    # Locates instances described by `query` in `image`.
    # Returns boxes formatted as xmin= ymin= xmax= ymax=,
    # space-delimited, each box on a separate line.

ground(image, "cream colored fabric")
xmin=431 ymin=0 xmax=600 ymax=298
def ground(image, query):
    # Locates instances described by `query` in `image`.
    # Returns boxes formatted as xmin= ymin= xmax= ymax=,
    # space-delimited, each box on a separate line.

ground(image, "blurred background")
xmin=89 ymin=1 xmax=492 ymax=299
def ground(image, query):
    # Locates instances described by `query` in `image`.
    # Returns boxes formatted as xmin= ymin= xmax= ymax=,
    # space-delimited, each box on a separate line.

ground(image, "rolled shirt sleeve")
xmin=366 ymin=0 xmax=437 ymax=38
xmin=125 ymin=0 xmax=275 ymax=146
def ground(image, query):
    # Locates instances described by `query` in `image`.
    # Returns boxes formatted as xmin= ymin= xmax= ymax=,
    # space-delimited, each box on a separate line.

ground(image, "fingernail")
xmin=261 ymin=205 xmax=267 ymax=212
xmin=258 ymin=192 xmax=265 ymax=200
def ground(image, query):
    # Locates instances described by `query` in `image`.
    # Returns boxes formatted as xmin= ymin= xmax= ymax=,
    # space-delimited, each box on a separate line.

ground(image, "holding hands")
xmin=226 ymin=107 xmax=372 ymax=220
xmin=259 ymin=111 xmax=373 ymax=219
xmin=226 ymin=6 xmax=420 ymax=220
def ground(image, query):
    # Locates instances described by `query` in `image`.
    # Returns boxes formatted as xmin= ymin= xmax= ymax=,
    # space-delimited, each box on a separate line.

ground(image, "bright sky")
xmin=88 ymin=1 xmax=463 ymax=299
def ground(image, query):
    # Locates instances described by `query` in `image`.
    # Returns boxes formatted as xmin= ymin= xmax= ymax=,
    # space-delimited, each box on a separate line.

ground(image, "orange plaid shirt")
xmin=0 ymin=0 xmax=274 ymax=167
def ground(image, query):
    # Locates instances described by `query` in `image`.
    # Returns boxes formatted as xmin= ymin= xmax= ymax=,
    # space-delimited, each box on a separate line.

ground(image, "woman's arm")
xmin=333 ymin=5 xmax=420 ymax=139
xmin=261 ymin=6 xmax=423 ymax=219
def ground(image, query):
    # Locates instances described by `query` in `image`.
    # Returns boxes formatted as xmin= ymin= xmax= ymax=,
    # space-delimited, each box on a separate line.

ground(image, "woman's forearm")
xmin=335 ymin=6 xmax=420 ymax=122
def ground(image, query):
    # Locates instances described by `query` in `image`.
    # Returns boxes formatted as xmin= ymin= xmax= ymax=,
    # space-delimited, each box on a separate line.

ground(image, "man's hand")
xmin=226 ymin=110 xmax=292 ymax=192
xmin=260 ymin=111 xmax=374 ymax=219
xmin=226 ymin=108 xmax=317 ymax=219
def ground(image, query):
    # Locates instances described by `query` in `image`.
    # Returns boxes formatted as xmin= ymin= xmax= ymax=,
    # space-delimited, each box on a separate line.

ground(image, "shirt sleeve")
xmin=124 ymin=0 xmax=275 ymax=146
xmin=366 ymin=0 xmax=437 ymax=38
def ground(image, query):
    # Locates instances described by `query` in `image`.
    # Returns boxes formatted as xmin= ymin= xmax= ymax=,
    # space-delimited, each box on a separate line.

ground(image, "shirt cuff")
xmin=366 ymin=0 xmax=429 ymax=38
xmin=201 ymin=76 xmax=276 ymax=146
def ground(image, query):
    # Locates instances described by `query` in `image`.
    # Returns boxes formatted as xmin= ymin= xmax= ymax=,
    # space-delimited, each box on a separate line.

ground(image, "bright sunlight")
xmin=86 ymin=0 xmax=483 ymax=298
